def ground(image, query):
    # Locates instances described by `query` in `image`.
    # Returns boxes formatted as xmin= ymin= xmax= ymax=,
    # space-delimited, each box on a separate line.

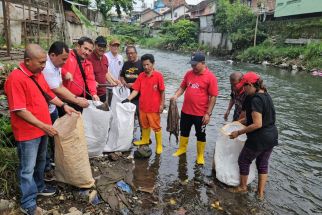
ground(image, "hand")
xmin=202 ymin=113 xmax=210 ymax=125
xmin=76 ymin=97 xmax=89 ymax=108
xmin=40 ymin=124 xmax=58 ymax=137
xmin=159 ymin=104 xmax=164 ymax=113
xmin=126 ymin=83 xmax=133 ymax=89
xmin=64 ymin=72 xmax=73 ymax=81
xmin=92 ymin=95 xmax=100 ymax=101
xmin=170 ymin=95 xmax=177 ymax=101
xmin=64 ymin=104 xmax=79 ymax=115
xmin=115 ymin=79 xmax=122 ymax=86
xmin=224 ymin=110 xmax=230 ymax=121
xmin=229 ymin=131 xmax=239 ymax=139
xmin=121 ymin=98 xmax=130 ymax=103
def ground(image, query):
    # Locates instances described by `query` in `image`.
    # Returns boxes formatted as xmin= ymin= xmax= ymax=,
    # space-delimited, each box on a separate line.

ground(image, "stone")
xmin=0 ymin=199 xmax=10 ymax=211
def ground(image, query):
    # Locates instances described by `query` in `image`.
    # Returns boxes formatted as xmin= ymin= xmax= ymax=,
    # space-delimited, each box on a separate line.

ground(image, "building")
xmin=274 ymin=0 xmax=322 ymax=18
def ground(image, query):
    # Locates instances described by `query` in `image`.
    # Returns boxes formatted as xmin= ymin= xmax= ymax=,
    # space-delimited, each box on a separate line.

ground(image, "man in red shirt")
xmin=122 ymin=54 xmax=165 ymax=154
xmin=5 ymin=44 xmax=76 ymax=214
xmin=88 ymin=36 xmax=120 ymax=102
xmin=171 ymin=52 xmax=218 ymax=165
xmin=62 ymin=37 xmax=99 ymax=112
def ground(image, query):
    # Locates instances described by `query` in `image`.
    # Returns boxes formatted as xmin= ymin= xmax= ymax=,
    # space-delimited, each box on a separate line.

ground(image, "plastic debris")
xmin=116 ymin=180 xmax=132 ymax=193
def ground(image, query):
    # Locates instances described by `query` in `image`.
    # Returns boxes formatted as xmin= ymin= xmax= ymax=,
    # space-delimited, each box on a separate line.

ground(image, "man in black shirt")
xmin=120 ymin=45 xmax=144 ymax=134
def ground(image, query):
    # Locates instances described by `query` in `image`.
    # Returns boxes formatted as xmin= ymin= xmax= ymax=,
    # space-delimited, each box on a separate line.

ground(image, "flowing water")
xmin=131 ymin=48 xmax=322 ymax=215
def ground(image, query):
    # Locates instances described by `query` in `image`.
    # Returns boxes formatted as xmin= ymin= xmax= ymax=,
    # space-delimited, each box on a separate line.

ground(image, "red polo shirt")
xmin=5 ymin=62 xmax=56 ymax=141
xmin=87 ymin=52 xmax=109 ymax=96
xmin=132 ymin=70 xmax=165 ymax=113
xmin=61 ymin=50 xmax=97 ymax=97
xmin=181 ymin=67 xmax=218 ymax=116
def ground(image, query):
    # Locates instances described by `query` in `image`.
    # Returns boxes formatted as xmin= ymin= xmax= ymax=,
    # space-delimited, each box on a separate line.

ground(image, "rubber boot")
xmin=173 ymin=136 xmax=189 ymax=157
xmin=196 ymin=141 xmax=206 ymax=165
xmin=155 ymin=130 xmax=163 ymax=154
xmin=134 ymin=128 xmax=151 ymax=146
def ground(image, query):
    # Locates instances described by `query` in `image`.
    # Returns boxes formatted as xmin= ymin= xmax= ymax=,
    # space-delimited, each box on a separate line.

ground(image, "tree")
xmin=95 ymin=0 xmax=134 ymax=19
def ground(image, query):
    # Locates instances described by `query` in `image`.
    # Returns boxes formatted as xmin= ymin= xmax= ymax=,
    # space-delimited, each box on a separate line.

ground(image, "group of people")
xmin=4 ymin=35 xmax=278 ymax=214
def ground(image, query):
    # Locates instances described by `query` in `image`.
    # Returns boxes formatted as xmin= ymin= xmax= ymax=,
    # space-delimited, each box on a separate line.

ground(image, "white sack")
xmin=110 ymin=86 xmax=130 ymax=112
xmin=104 ymin=102 xmax=136 ymax=152
xmin=214 ymin=122 xmax=256 ymax=186
xmin=83 ymin=101 xmax=112 ymax=157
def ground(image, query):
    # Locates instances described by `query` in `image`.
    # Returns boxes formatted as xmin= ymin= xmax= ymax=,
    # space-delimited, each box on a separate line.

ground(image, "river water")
xmin=131 ymin=48 xmax=322 ymax=215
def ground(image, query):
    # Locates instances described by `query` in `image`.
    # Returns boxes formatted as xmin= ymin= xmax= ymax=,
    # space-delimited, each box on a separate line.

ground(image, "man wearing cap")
xmin=88 ymin=36 xmax=121 ymax=102
xmin=171 ymin=52 xmax=218 ymax=165
xmin=105 ymin=39 xmax=123 ymax=105
xmin=61 ymin=37 xmax=99 ymax=112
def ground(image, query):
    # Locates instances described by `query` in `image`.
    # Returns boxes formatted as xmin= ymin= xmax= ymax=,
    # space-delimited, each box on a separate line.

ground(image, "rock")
xmin=292 ymin=65 xmax=298 ymax=71
xmin=262 ymin=61 xmax=270 ymax=65
xmin=59 ymin=194 xmax=66 ymax=201
xmin=279 ymin=63 xmax=289 ymax=68
xmin=299 ymin=55 xmax=304 ymax=60
xmin=64 ymin=207 xmax=82 ymax=215
xmin=225 ymin=60 xmax=234 ymax=64
xmin=0 ymin=199 xmax=10 ymax=211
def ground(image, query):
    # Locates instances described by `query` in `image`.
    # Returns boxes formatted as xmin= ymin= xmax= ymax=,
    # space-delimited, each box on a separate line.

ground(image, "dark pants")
xmin=180 ymin=111 xmax=206 ymax=142
xmin=45 ymin=108 xmax=58 ymax=171
xmin=238 ymin=146 xmax=274 ymax=175
xmin=99 ymin=94 xmax=107 ymax=103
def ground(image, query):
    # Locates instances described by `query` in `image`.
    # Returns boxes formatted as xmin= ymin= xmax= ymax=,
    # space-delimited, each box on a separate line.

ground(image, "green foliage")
xmin=74 ymin=0 xmax=90 ymax=5
xmin=0 ymin=147 xmax=19 ymax=198
xmin=0 ymin=115 xmax=14 ymax=148
xmin=71 ymin=4 xmax=94 ymax=29
xmin=111 ymin=23 xmax=148 ymax=39
xmin=96 ymin=0 xmax=133 ymax=19
xmin=213 ymin=0 xmax=267 ymax=50
xmin=0 ymin=36 xmax=5 ymax=47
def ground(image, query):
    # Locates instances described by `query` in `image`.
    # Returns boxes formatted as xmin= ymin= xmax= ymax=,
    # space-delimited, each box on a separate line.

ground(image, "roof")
xmin=162 ymin=3 xmax=190 ymax=15
xmin=141 ymin=8 xmax=160 ymax=16
xmin=163 ymin=0 xmax=186 ymax=8
xmin=188 ymin=0 xmax=212 ymax=13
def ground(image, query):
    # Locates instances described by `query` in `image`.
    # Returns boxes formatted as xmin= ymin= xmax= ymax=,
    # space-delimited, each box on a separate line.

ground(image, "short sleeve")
xmin=43 ymin=66 xmax=61 ymax=89
xmin=5 ymin=76 xmax=27 ymax=111
xmin=120 ymin=63 xmax=126 ymax=78
xmin=158 ymin=73 xmax=165 ymax=91
xmin=180 ymin=73 xmax=188 ymax=89
xmin=251 ymin=96 xmax=264 ymax=113
xmin=208 ymin=75 xmax=218 ymax=96
xmin=132 ymin=74 xmax=141 ymax=92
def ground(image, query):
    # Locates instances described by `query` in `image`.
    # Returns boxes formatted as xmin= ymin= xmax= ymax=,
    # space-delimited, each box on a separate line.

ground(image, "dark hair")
xmin=253 ymin=78 xmax=267 ymax=92
xmin=141 ymin=54 xmax=154 ymax=64
xmin=126 ymin=45 xmax=137 ymax=54
xmin=78 ymin=36 xmax=94 ymax=46
xmin=48 ymin=41 xmax=69 ymax=55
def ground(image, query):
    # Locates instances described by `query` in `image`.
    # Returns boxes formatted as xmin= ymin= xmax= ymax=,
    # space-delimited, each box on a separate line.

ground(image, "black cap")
xmin=95 ymin=36 xmax=107 ymax=45
xmin=189 ymin=52 xmax=205 ymax=65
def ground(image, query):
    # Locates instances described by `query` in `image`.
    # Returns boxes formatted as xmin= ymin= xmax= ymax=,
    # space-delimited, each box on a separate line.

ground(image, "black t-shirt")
xmin=242 ymin=92 xmax=278 ymax=151
xmin=120 ymin=60 xmax=144 ymax=84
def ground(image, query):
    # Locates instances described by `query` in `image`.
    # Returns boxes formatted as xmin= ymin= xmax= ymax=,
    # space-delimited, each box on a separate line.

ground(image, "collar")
xmin=19 ymin=62 xmax=35 ymax=77
xmin=47 ymin=55 xmax=60 ymax=71
xmin=108 ymin=51 xmax=120 ymax=59
xmin=142 ymin=70 xmax=155 ymax=77
xmin=192 ymin=67 xmax=208 ymax=75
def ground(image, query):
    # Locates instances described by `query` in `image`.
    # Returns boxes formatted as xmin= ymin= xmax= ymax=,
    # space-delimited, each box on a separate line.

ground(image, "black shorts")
xmin=180 ymin=111 xmax=206 ymax=142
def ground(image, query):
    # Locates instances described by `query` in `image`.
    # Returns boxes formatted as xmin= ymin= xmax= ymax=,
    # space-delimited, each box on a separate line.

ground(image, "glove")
xmin=121 ymin=98 xmax=130 ymax=103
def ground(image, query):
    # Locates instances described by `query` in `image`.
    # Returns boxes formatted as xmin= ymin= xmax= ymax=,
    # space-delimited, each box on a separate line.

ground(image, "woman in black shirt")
xmin=229 ymin=71 xmax=278 ymax=200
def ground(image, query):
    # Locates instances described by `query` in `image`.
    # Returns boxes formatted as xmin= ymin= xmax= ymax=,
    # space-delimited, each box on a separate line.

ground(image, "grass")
xmin=0 ymin=147 xmax=19 ymax=198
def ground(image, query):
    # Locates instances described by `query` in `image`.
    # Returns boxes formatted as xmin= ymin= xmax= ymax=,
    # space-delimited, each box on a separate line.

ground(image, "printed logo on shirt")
xmin=153 ymin=84 xmax=158 ymax=91
xmin=188 ymin=81 xmax=199 ymax=89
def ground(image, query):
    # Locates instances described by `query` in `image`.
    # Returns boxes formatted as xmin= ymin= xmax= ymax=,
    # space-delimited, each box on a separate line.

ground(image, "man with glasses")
xmin=105 ymin=39 xmax=123 ymax=105
xmin=88 ymin=36 xmax=120 ymax=102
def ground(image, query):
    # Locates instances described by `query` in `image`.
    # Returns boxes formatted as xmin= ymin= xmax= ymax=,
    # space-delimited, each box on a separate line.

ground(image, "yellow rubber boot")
xmin=155 ymin=130 xmax=163 ymax=154
xmin=196 ymin=141 xmax=206 ymax=165
xmin=173 ymin=136 xmax=189 ymax=157
xmin=134 ymin=128 xmax=151 ymax=146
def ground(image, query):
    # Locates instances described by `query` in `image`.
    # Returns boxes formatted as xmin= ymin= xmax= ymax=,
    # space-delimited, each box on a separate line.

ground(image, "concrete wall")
xmin=199 ymin=32 xmax=232 ymax=50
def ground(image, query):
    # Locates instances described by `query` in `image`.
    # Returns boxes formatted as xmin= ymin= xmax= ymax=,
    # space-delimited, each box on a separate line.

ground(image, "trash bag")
xmin=214 ymin=121 xmax=256 ymax=186
xmin=110 ymin=86 xmax=130 ymax=112
xmin=104 ymin=102 xmax=136 ymax=152
xmin=53 ymin=113 xmax=95 ymax=188
xmin=83 ymin=100 xmax=112 ymax=157
xmin=134 ymin=145 xmax=152 ymax=159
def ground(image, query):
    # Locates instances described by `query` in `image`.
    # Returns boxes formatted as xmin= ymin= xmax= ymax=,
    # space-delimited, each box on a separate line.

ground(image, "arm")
xmin=15 ymin=110 xmax=58 ymax=136
xmin=106 ymin=72 xmax=119 ymax=86
xmin=224 ymin=98 xmax=235 ymax=121
xmin=159 ymin=90 xmax=165 ymax=113
xmin=52 ymin=86 xmax=89 ymax=108
xmin=171 ymin=86 xmax=186 ymax=100
xmin=127 ymin=90 xmax=139 ymax=101
xmin=202 ymin=96 xmax=217 ymax=125
xmin=229 ymin=111 xmax=262 ymax=139
xmin=49 ymin=97 xmax=78 ymax=115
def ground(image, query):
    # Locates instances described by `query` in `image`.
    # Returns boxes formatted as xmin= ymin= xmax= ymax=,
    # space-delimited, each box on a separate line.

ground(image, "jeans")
xmin=17 ymin=135 xmax=48 ymax=209
xmin=45 ymin=108 xmax=59 ymax=171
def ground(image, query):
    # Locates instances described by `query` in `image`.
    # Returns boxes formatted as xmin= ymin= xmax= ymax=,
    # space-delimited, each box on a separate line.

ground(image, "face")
xmin=94 ymin=44 xmax=107 ymax=57
xmin=49 ymin=49 xmax=69 ymax=68
xmin=77 ymin=41 xmax=93 ymax=59
xmin=142 ymin=59 xmax=154 ymax=73
xmin=243 ymin=83 xmax=256 ymax=95
xmin=126 ymin=47 xmax=137 ymax=62
xmin=230 ymin=79 xmax=240 ymax=91
xmin=109 ymin=44 xmax=120 ymax=55
xmin=191 ymin=62 xmax=204 ymax=73
xmin=25 ymin=52 xmax=47 ymax=74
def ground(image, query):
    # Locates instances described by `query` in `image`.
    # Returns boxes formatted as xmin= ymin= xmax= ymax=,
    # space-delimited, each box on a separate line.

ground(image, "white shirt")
xmin=43 ymin=56 xmax=62 ymax=113
xmin=105 ymin=51 xmax=123 ymax=89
